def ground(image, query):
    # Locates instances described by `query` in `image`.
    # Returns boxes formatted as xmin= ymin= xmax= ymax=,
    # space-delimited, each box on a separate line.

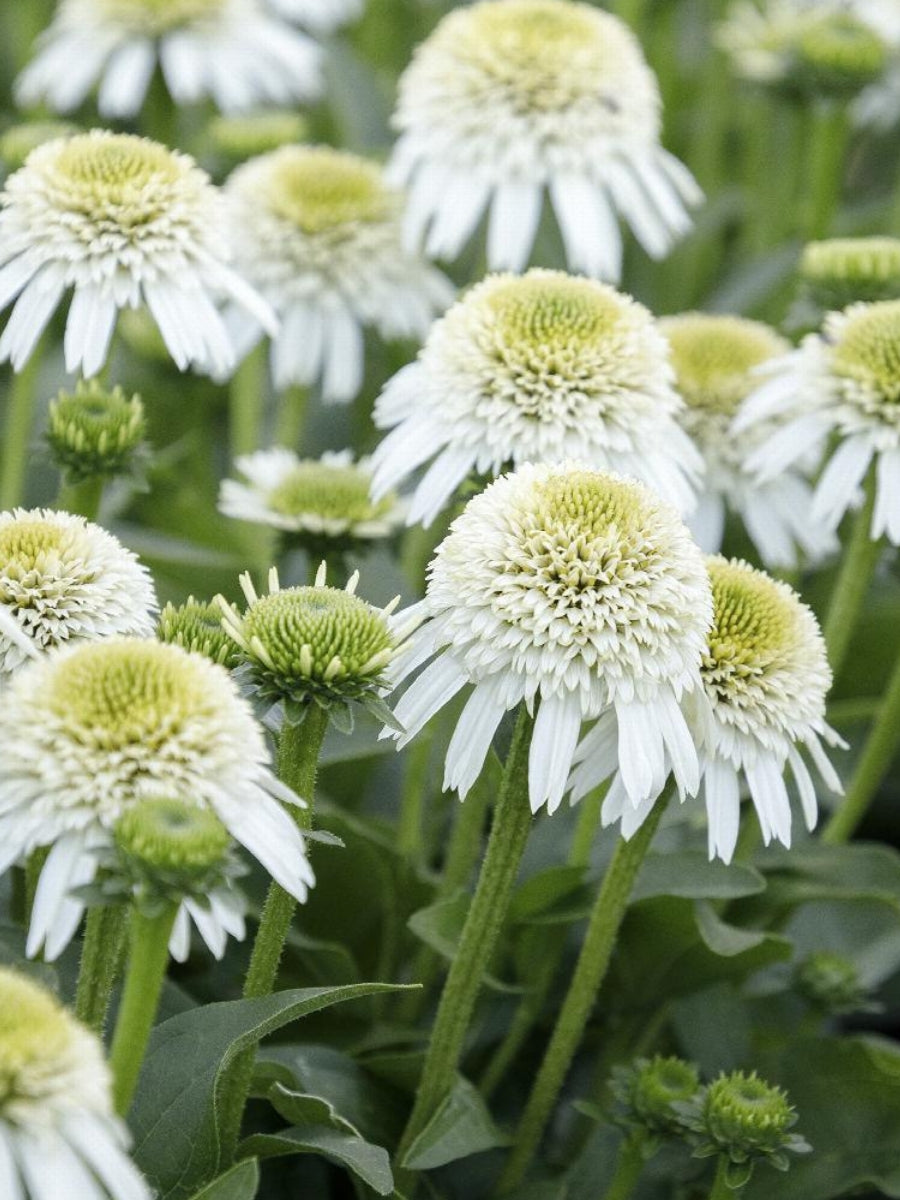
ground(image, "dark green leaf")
xmin=402 ymin=1075 xmax=510 ymax=1170
xmin=241 ymin=1125 xmax=393 ymax=1195
xmin=187 ymin=1161 xmax=259 ymax=1200
xmin=632 ymin=852 xmax=766 ymax=902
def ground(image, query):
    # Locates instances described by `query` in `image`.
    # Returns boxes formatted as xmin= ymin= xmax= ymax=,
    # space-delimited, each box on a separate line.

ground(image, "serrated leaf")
xmin=241 ymin=1125 xmax=393 ymax=1195
xmin=402 ymin=1075 xmax=510 ymax=1170
xmin=187 ymin=1161 xmax=259 ymax=1200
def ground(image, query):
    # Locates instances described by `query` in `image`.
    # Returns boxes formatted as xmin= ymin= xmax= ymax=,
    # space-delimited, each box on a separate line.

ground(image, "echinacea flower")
xmin=264 ymin=0 xmax=362 ymax=35
xmin=660 ymin=312 xmax=835 ymax=568
xmin=224 ymin=144 xmax=452 ymax=402
xmin=0 ymin=130 xmax=276 ymax=377
xmin=0 ymin=508 xmax=157 ymax=679
xmin=371 ymin=271 xmax=703 ymax=527
xmin=16 ymin=0 xmax=321 ymax=118
xmin=799 ymin=236 xmax=900 ymax=309
xmin=157 ymin=596 xmax=243 ymax=667
xmin=389 ymin=0 xmax=701 ymax=278
xmin=389 ymin=462 xmax=712 ymax=814
xmin=0 ymin=967 xmax=151 ymax=1200
xmin=736 ymin=300 xmax=900 ymax=545
xmin=0 ymin=637 xmax=314 ymax=959
xmin=219 ymin=448 xmax=405 ymax=542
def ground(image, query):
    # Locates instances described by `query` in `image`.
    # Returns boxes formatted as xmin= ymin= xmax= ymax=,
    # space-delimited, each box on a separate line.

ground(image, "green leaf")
xmin=632 ymin=852 xmax=766 ymax=902
xmin=695 ymin=902 xmax=774 ymax=956
xmin=241 ymin=1125 xmax=393 ymax=1195
xmin=187 ymin=1161 xmax=259 ymax=1200
xmin=508 ymin=866 xmax=587 ymax=922
xmin=407 ymin=893 xmax=518 ymax=992
xmin=266 ymin=1084 xmax=360 ymax=1134
xmin=758 ymin=842 xmax=900 ymax=912
xmin=129 ymin=983 xmax=407 ymax=1200
xmin=401 ymin=1075 xmax=511 ymax=1170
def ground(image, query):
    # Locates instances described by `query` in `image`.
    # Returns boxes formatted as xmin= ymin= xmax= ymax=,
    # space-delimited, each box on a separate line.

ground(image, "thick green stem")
xmin=823 ymin=474 xmax=881 ymax=679
xmin=602 ymin=1133 xmax=647 ymax=1200
xmin=109 ymin=904 xmax=177 ymax=1115
xmin=497 ymin=790 xmax=669 ymax=1192
xmin=395 ymin=710 xmax=535 ymax=1186
xmin=219 ymin=704 xmax=329 ymax=1161
xmin=75 ymin=905 xmax=128 ymax=1035
xmin=709 ymin=1156 xmax=738 ymax=1200
xmin=57 ymin=475 xmax=104 ymax=520
xmin=804 ymin=103 xmax=848 ymax=241
xmin=229 ymin=344 xmax=267 ymax=460
xmin=275 ymin=385 xmax=308 ymax=450
xmin=823 ymin=642 xmax=900 ymax=843
xmin=1 ymin=347 xmax=43 ymax=509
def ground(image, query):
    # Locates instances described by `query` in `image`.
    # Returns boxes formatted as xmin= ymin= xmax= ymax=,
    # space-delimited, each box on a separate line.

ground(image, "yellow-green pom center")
xmin=705 ymin=559 xmax=794 ymax=681
xmin=96 ymin=0 xmax=226 ymax=32
xmin=832 ymin=301 xmax=900 ymax=404
xmin=265 ymin=148 xmax=392 ymax=232
xmin=488 ymin=274 xmax=625 ymax=352
xmin=0 ymin=520 xmax=65 ymax=577
xmin=662 ymin=314 xmax=787 ymax=416
xmin=157 ymin=598 xmax=241 ymax=667
xmin=267 ymin=464 xmax=394 ymax=524
xmin=0 ymin=970 xmax=74 ymax=1105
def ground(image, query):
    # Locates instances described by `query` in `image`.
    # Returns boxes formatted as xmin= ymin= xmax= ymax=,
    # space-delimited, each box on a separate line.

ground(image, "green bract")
xmin=47 ymin=379 xmax=146 ymax=482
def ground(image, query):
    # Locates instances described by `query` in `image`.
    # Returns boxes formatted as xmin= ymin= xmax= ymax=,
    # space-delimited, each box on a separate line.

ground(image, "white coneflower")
xmin=0 ymin=508 xmax=157 ymax=679
xmin=736 ymin=300 xmax=900 ymax=545
xmin=224 ymin=144 xmax=452 ymax=402
xmin=264 ymin=0 xmax=363 ymax=34
xmin=371 ymin=271 xmax=703 ymax=527
xmin=220 ymin=448 xmax=406 ymax=541
xmin=0 ymin=967 xmax=151 ymax=1200
xmin=0 ymin=638 xmax=314 ymax=959
xmin=15 ymin=0 xmax=321 ymax=118
xmin=660 ymin=313 xmax=836 ymax=568
xmin=389 ymin=462 xmax=712 ymax=815
xmin=799 ymin=236 xmax=900 ymax=309
xmin=389 ymin=0 xmax=701 ymax=279
xmin=0 ymin=130 xmax=277 ymax=377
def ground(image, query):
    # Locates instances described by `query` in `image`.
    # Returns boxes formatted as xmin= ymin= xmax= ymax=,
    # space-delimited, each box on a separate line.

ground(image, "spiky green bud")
xmin=800 ymin=237 xmax=900 ymax=310
xmin=794 ymin=950 xmax=879 ymax=1015
xmin=612 ymin=1055 xmax=701 ymax=1140
xmin=47 ymin=380 xmax=146 ymax=483
xmin=157 ymin=597 xmax=242 ymax=668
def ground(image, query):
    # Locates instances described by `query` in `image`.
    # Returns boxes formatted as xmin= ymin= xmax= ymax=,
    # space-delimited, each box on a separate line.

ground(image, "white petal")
xmin=528 ymin=691 xmax=583 ymax=815
xmin=392 ymin=654 xmax=469 ymax=746
xmin=443 ymin=680 xmax=508 ymax=799
xmin=486 ymin=182 xmax=542 ymax=273
xmin=704 ymin=759 xmax=741 ymax=863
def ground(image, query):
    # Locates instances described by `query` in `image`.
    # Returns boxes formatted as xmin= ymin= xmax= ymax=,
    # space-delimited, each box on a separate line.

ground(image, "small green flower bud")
xmin=47 ymin=380 xmax=146 ymax=483
xmin=208 ymin=110 xmax=307 ymax=160
xmin=116 ymin=798 xmax=231 ymax=875
xmin=612 ymin=1055 xmax=701 ymax=1139
xmin=794 ymin=14 xmax=887 ymax=99
xmin=800 ymin=237 xmax=900 ymax=309
xmin=0 ymin=121 xmax=78 ymax=169
xmin=794 ymin=950 xmax=878 ymax=1015
xmin=157 ymin=597 xmax=242 ymax=668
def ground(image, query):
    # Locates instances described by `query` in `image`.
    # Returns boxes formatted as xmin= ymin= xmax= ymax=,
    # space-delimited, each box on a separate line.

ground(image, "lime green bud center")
xmin=796 ymin=13 xmax=887 ymax=93
xmin=158 ymin=598 xmax=241 ymax=668
xmin=832 ymin=301 xmax=900 ymax=405
xmin=97 ymin=0 xmax=226 ymax=33
xmin=115 ymin=798 xmax=230 ymax=872
xmin=662 ymin=314 xmax=787 ymax=417
xmin=0 ymin=519 xmax=65 ymax=577
xmin=0 ymin=969 xmax=74 ymax=1106
xmin=532 ymin=470 xmax=653 ymax=546
xmin=627 ymin=1055 xmax=700 ymax=1131
xmin=48 ymin=380 xmax=145 ymax=481
xmin=795 ymin=950 xmax=869 ymax=1013
xmin=488 ymin=273 xmax=626 ymax=356
xmin=705 ymin=1071 xmax=796 ymax=1153
xmin=265 ymin=147 xmax=392 ymax=232
xmin=705 ymin=558 xmax=795 ymax=683
xmin=209 ymin=111 xmax=307 ymax=160
xmin=802 ymin=238 xmax=900 ymax=299
xmin=268 ymin=463 xmax=394 ymax=525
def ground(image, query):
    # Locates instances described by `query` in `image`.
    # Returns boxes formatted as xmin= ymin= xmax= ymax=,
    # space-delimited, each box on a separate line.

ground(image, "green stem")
xmin=804 ymin=102 xmax=848 ymax=241
xmin=823 ymin=473 xmax=881 ymax=679
xmin=275 ymin=385 xmax=308 ymax=450
xmin=75 ymin=905 xmax=128 ymax=1035
xmin=229 ymin=343 xmax=267 ymax=460
xmin=823 ymin=641 xmax=900 ymax=843
xmin=602 ymin=1133 xmax=647 ymax=1200
xmin=109 ymin=904 xmax=177 ymax=1115
xmin=1 ymin=347 xmax=43 ymax=510
xmin=710 ymin=1156 xmax=738 ymax=1200
xmin=219 ymin=703 xmax=329 ymax=1161
xmin=395 ymin=710 xmax=535 ymax=1187
xmin=56 ymin=475 xmax=104 ymax=520
xmin=497 ymin=789 xmax=670 ymax=1193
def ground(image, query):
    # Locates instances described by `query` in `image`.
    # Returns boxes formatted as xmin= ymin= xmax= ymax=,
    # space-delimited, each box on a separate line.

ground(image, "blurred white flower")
xmin=220 ymin=448 xmax=406 ymax=540
xmin=16 ymin=0 xmax=321 ymax=118
xmin=224 ymin=145 xmax=452 ymax=402
xmin=0 ymin=638 xmax=314 ymax=959
xmin=371 ymin=270 xmax=703 ymax=527
xmin=0 ymin=130 xmax=276 ymax=377
xmin=736 ymin=300 xmax=900 ymax=545
xmin=389 ymin=462 xmax=712 ymax=815
xmin=389 ymin=0 xmax=701 ymax=279
xmin=661 ymin=313 xmax=836 ymax=568
xmin=264 ymin=0 xmax=363 ymax=34
xmin=0 ymin=508 xmax=157 ymax=680
xmin=0 ymin=967 xmax=151 ymax=1200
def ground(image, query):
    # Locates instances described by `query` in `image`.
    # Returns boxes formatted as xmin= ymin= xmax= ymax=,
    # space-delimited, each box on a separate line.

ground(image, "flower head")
xmin=391 ymin=462 xmax=711 ymax=813
xmin=0 ymin=967 xmax=151 ymax=1200
xmin=0 ymin=508 xmax=157 ymax=679
xmin=224 ymin=144 xmax=452 ymax=402
xmin=218 ymin=565 xmax=413 ymax=729
xmin=47 ymin=379 xmax=147 ymax=483
xmin=799 ymin=237 xmax=900 ymax=309
xmin=389 ymin=0 xmax=701 ymax=278
xmin=372 ymin=271 xmax=703 ymax=527
xmin=661 ymin=312 xmax=835 ymax=568
xmin=0 ymin=130 xmax=276 ymax=377
xmin=736 ymin=300 xmax=900 ymax=544
xmin=612 ymin=1055 xmax=701 ymax=1142
xmin=220 ymin=448 xmax=405 ymax=543
xmin=794 ymin=950 xmax=878 ymax=1015
xmin=0 ymin=637 xmax=314 ymax=958
xmin=16 ymin=0 xmax=321 ymax=119
xmin=157 ymin=596 xmax=242 ymax=667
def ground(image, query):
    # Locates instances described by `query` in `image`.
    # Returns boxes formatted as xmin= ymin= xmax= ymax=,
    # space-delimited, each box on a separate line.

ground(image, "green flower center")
xmin=157 ymin=598 xmax=241 ymax=668
xmin=662 ymin=314 xmax=787 ymax=416
xmin=803 ymin=237 xmax=900 ymax=289
xmin=705 ymin=559 xmax=795 ymax=682
xmin=96 ymin=0 xmax=226 ymax=33
xmin=0 ymin=970 xmax=74 ymax=1106
xmin=48 ymin=381 xmax=145 ymax=481
xmin=487 ymin=273 xmax=625 ymax=354
xmin=243 ymin=588 xmax=394 ymax=682
xmin=706 ymin=1072 xmax=794 ymax=1145
xmin=631 ymin=1055 xmax=700 ymax=1125
xmin=267 ymin=464 xmax=394 ymax=524
xmin=796 ymin=13 xmax=887 ymax=89
xmin=265 ymin=148 xmax=392 ymax=232
xmin=115 ymin=797 xmax=230 ymax=872
xmin=0 ymin=520 xmax=66 ymax=577
xmin=832 ymin=300 xmax=900 ymax=405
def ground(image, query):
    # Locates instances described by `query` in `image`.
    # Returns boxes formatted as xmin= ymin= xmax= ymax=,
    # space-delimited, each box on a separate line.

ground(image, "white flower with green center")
xmin=389 ymin=0 xmax=701 ymax=278
xmin=224 ymin=145 xmax=452 ymax=402
xmin=595 ymin=557 xmax=841 ymax=862
xmin=16 ymin=0 xmax=321 ymax=119
xmin=736 ymin=300 xmax=900 ymax=544
xmin=390 ymin=462 xmax=712 ymax=814
xmin=660 ymin=313 xmax=836 ymax=568
xmin=0 ymin=508 xmax=157 ymax=680
xmin=218 ymin=565 xmax=415 ymax=728
xmin=0 ymin=130 xmax=277 ymax=378
xmin=371 ymin=271 xmax=703 ymax=527
xmin=0 ymin=967 xmax=151 ymax=1200
xmin=0 ymin=637 xmax=314 ymax=959
xmin=219 ymin=448 xmax=406 ymax=541
xmin=265 ymin=0 xmax=362 ymax=35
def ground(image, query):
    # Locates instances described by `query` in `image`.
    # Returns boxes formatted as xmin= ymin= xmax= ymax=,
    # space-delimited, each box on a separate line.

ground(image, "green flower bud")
xmin=794 ymin=14 xmax=887 ymax=99
xmin=47 ymin=380 xmax=146 ymax=483
xmin=116 ymin=798 xmax=231 ymax=874
xmin=794 ymin=950 xmax=878 ymax=1015
xmin=612 ymin=1055 xmax=701 ymax=1139
xmin=157 ymin=597 xmax=242 ymax=668
xmin=0 ymin=121 xmax=78 ymax=169
xmin=208 ymin=110 xmax=307 ymax=160
xmin=800 ymin=237 xmax=900 ymax=309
